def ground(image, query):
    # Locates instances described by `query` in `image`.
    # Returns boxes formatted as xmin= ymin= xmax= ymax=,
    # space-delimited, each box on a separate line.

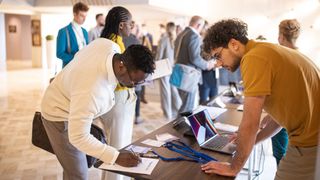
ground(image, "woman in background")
xmin=156 ymin=22 xmax=182 ymax=120
xmin=100 ymin=6 xmax=135 ymax=180
xmin=270 ymin=19 xmax=301 ymax=166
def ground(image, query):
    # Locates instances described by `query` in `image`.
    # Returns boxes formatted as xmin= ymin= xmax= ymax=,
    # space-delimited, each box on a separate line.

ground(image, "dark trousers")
xmin=199 ymin=83 xmax=218 ymax=104
xmin=135 ymin=90 xmax=141 ymax=117
xmin=199 ymin=70 xmax=218 ymax=104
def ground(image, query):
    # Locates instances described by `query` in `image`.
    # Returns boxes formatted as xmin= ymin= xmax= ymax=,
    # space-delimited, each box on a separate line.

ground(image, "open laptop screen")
xmin=188 ymin=109 xmax=218 ymax=145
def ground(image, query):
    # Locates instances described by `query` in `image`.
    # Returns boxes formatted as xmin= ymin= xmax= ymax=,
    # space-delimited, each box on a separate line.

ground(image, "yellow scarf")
xmin=109 ymin=34 xmax=128 ymax=91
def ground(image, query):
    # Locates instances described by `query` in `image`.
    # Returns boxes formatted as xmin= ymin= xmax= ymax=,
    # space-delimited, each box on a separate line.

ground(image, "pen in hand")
xmin=129 ymin=148 xmax=142 ymax=163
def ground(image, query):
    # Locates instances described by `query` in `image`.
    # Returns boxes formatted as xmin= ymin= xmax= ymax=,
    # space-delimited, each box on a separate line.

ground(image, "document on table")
xmin=156 ymin=133 xmax=179 ymax=142
xmin=151 ymin=58 xmax=172 ymax=80
xmin=214 ymin=122 xmax=238 ymax=132
xmin=99 ymin=158 xmax=159 ymax=175
xmin=237 ymin=104 xmax=244 ymax=111
xmin=141 ymin=139 xmax=165 ymax=147
xmin=193 ymin=105 xmax=227 ymax=119
xmin=125 ymin=145 xmax=151 ymax=154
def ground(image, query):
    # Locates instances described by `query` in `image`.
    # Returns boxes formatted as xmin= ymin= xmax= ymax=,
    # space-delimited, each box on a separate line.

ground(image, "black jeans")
xmin=135 ymin=90 xmax=141 ymax=117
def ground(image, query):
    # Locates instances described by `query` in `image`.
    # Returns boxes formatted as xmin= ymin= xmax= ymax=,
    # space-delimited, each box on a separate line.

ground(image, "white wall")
xmin=0 ymin=13 xmax=6 ymax=70
xmin=5 ymin=14 xmax=32 ymax=61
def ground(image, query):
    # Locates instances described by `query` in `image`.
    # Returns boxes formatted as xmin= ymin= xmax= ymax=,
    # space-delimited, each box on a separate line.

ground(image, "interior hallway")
xmin=0 ymin=61 xmax=276 ymax=180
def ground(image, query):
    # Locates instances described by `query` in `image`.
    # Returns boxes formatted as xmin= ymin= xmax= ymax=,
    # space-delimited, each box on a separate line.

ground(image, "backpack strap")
xmin=174 ymin=29 xmax=189 ymax=61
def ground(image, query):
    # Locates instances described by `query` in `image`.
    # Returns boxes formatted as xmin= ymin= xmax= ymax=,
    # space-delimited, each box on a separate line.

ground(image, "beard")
xmin=228 ymin=51 xmax=241 ymax=72
xmin=230 ymin=58 xmax=241 ymax=72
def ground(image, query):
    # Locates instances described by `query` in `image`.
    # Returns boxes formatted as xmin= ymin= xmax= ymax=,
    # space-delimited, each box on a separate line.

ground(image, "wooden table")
xmin=98 ymin=109 xmax=243 ymax=180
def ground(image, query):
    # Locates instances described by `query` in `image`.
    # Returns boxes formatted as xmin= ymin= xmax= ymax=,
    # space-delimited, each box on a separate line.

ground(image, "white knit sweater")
xmin=41 ymin=38 xmax=121 ymax=164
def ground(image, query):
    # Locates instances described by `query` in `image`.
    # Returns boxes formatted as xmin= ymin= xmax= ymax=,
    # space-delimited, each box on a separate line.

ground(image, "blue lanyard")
xmin=152 ymin=140 xmax=217 ymax=164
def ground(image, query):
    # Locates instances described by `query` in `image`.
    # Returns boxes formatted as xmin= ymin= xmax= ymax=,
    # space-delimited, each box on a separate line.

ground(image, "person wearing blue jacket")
xmin=56 ymin=2 xmax=89 ymax=68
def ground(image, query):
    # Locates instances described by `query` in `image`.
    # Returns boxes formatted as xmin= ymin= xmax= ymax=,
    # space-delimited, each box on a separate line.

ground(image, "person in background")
xmin=156 ymin=22 xmax=182 ymax=120
xmin=99 ymin=6 xmax=137 ymax=180
xmin=199 ymin=20 xmax=218 ymax=104
xmin=201 ymin=18 xmax=319 ymax=180
xmin=174 ymin=16 xmax=217 ymax=114
xmin=139 ymin=23 xmax=153 ymax=104
xmin=176 ymin=25 xmax=183 ymax=36
xmin=141 ymin=23 xmax=154 ymax=48
xmin=123 ymin=21 xmax=145 ymax=124
xmin=268 ymin=19 xmax=301 ymax=166
xmin=159 ymin=23 xmax=166 ymax=39
xmin=123 ymin=21 xmax=140 ymax=47
xmin=88 ymin=13 xmax=105 ymax=42
xmin=278 ymin=19 xmax=300 ymax=49
xmin=41 ymin=39 xmax=154 ymax=180
xmin=56 ymin=2 xmax=89 ymax=68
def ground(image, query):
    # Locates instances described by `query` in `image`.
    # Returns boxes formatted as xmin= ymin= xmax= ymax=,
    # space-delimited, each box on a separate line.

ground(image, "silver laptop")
xmin=187 ymin=109 xmax=236 ymax=155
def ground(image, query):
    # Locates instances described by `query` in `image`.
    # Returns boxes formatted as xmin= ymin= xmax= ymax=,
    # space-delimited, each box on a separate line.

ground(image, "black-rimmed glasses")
xmin=122 ymin=60 xmax=148 ymax=87
xmin=213 ymin=48 xmax=224 ymax=60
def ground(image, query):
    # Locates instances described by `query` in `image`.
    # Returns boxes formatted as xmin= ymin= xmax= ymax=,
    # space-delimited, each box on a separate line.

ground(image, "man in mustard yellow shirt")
xmin=201 ymin=19 xmax=320 ymax=180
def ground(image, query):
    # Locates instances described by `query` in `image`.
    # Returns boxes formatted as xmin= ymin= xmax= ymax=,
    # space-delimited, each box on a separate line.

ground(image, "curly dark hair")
xmin=121 ymin=45 xmax=155 ymax=74
xmin=203 ymin=19 xmax=249 ymax=54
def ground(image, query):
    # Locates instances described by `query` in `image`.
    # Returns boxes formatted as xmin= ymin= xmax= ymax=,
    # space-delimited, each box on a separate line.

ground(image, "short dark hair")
xmin=73 ymin=2 xmax=89 ymax=14
xmin=100 ymin=6 xmax=131 ymax=39
xmin=203 ymin=19 xmax=249 ymax=54
xmin=95 ymin=13 xmax=103 ymax=20
xmin=121 ymin=45 xmax=155 ymax=74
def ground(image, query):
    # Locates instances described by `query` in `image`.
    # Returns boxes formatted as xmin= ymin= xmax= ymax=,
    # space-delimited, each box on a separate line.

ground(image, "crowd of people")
xmin=41 ymin=2 xmax=319 ymax=180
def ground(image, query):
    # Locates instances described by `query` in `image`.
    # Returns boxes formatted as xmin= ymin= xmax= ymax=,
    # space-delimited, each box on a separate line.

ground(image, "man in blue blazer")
xmin=56 ymin=2 xmax=89 ymax=68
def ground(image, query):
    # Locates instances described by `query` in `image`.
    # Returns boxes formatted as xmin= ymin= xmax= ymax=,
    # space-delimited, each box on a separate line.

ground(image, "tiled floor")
xmin=0 ymin=61 xmax=277 ymax=180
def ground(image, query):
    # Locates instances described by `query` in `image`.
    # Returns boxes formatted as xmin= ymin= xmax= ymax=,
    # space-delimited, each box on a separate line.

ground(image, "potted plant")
xmin=45 ymin=35 xmax=55 ymax=70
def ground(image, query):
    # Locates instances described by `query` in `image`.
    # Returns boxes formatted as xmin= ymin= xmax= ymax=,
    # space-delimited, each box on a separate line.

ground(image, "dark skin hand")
xmin=115 ymin=150 xmax=142 ymax=167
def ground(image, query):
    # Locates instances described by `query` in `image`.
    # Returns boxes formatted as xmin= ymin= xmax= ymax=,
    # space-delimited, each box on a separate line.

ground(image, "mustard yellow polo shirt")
xmin=241 ymin=40 xmax=320 ymax=147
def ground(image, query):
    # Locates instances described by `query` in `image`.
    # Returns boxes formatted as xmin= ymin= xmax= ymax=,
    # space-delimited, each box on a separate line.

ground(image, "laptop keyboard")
xmin=204 ymin=135 xmax=229 ymax=150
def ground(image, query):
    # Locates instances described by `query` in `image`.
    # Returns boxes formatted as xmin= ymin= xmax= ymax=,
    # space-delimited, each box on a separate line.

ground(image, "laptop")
xmin=187 ymin=109 xmax=236 ymax=155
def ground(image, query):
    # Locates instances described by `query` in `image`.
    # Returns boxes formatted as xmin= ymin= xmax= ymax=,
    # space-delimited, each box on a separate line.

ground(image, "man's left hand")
xmin=201 ymin=161 xmax=237 ymax=177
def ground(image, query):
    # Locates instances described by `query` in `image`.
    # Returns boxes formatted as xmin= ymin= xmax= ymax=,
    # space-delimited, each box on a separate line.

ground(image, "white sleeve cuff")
xmin=99 ymin=145 xmax=120 ymax=164
xmin=110 ymin=151 xmax=120 ymax=165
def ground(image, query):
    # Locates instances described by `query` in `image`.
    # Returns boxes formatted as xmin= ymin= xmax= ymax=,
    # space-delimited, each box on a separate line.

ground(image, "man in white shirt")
xmin=41 ymin=38 xmax=155 ymax=180
xmin=56 ymin=2 xmax=89 ymax=68
xmin=88 ymin=13 xmax=105 ymax=42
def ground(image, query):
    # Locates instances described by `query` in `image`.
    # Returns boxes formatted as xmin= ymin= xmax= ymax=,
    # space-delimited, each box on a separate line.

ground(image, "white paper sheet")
xmin=156 ymin=133 xmax=179 ymax=142
xmin=99 ymin=158 xmax=159 ymax=175
xmin=193 ymin=105 xmax=227 ymax=119
xmin=125 ymin=145 xmax=151 ymax=154
xmin=215 ymin=97 xmax=227 ymax=108
xmin=151 ymin=58 xmax=172 ymax=80
xmin=237 ymin=105 xmax=244 ymax=111
xmin=141 ymin=139 xmax=165 ymax=147
xmin=214 ymin=122 xmax=238 ymax=132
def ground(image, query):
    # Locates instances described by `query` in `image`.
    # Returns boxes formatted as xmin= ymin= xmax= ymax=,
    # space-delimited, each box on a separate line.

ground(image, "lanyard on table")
xmin=152 ymin=140 xmax=217 ymax=164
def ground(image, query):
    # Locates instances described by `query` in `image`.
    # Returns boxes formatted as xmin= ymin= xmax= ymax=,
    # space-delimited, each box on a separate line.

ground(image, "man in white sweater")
xmin=41 ymin=38 xmax=155 ymax=180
